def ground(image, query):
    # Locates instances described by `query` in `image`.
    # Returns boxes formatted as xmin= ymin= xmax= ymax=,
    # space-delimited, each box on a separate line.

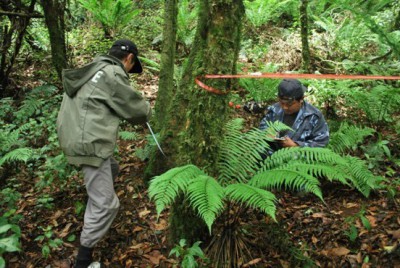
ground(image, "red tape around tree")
xmin=195 ymin=72 xmax=400 ymax=95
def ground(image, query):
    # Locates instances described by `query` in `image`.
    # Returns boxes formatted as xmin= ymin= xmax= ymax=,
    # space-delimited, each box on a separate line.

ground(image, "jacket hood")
xmin=62 ymin=55 xmax=126 ymax=97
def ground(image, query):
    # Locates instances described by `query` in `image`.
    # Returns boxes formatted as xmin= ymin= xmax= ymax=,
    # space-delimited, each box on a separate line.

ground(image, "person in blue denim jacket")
xmin=259 ymin=79 xmax=329 ymax=150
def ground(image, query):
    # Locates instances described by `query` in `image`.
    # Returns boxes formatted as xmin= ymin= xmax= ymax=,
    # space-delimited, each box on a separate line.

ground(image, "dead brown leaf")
xmin=311 ymin=212 xmax=326 ymax=218
xmin=139 ymin=208 xmax=151 ymax=218
xmin=59 ymin=223 xmax=72 ymax=238
xmin=387 ymin=229 xmax=400 ymax=239
xmin=143 ymin=250 xmax=165 ymax=265
xmin=322 ymin=247 xmax=350 ymax=257
xmin=242 ymin=258 xmax=262 ymax=267
xmin=152 ymin=219 xmax=168 ymax=231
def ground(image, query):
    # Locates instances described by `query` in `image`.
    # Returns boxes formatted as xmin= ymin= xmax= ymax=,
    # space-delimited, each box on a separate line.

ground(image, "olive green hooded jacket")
xmin=56 ymin=55 xmax=151 ymax=167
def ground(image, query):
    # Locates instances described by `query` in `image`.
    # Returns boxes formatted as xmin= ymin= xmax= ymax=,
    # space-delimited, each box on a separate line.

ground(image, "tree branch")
xmin=0 ymin=10 xmax=43 ymax=18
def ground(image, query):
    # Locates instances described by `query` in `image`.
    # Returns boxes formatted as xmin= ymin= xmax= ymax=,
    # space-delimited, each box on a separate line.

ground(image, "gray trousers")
xmin=80 ymin=158 xmax=120 ymax=248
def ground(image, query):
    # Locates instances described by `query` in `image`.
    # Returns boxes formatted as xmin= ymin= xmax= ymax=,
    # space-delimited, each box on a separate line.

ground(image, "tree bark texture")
xmin=153 ymin=0 xmax=245 ymax=244
xmin=155 ymin=0 xmax=178 ymax=129
xmin=300 ymin=0 xmax=312 ymax=72
xmin=168 ymin=0 xmax=244 ymax=173
xmin=40 ymin=0 xmax=68 ymax=80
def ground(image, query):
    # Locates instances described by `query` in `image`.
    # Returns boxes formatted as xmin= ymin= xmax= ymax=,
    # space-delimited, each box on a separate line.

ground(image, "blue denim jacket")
xmin=259 ymin=101 xmax=329 ymax=147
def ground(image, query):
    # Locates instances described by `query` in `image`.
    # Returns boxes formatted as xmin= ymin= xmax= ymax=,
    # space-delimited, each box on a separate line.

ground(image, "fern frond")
xmin=118 ymin=131 xmax=140 ymax=141
xmin=187 ymin=175 xmax=225 ymax=233
xmin=338 ymin=156 xmax=380 ymax=197
xmin=249 ymin=169 xmax=324 ymax=201
xmin=15 ymin=96 xmax=44 ymax=119
xmin=30 ymin=84 xmax=57 ymax=97
xmin=284 ymin=162 xmax=351 ymax=186
xmin=256 ymin=147 xmax=379 ymax=198
xmin=0 ymin=130 xmax=21 ymax=152
xmin=217 ymin=118 xmax=271 ymax=185
xmin=261 ymin=147 xmax=348 ymax=171
xmin=148 ymin=165 xmax=205 ymax=216
xmin=329 ymin=122 xmax=375 ymax=154
xmin=225 ymin=184 xmax=277 ymax=221
xmin=0 ymin=148 xmax=35 ymax=167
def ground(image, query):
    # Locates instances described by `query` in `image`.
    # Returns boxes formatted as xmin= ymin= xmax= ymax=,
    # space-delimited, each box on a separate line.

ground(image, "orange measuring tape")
xmin=195 ymin=73 xmax=400 ymax=95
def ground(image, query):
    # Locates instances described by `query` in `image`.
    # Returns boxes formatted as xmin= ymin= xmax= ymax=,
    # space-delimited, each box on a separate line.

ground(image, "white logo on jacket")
xmin=91 ymin=71 xmax=104 ymax=83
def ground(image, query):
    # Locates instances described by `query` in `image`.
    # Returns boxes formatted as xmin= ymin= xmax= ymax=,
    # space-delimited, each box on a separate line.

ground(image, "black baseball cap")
xmin=111 ymin=39 xmax=143 ymax=73
xmin=278 ymin=79 xmax=306 ymax=100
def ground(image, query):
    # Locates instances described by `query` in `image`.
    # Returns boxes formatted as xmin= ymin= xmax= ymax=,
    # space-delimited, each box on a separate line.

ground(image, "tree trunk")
xmin=155 ymin=0 xmax=178 ymax=129
xmin=300 ymin=0 xmax=312 ymax=72
xmin=40 ymin=0 xmax=68 ymax=80
xmin=0 ymin=0 xmax=36 ymax=98
xmin=151 ymin=0 xmax=245 ymax=244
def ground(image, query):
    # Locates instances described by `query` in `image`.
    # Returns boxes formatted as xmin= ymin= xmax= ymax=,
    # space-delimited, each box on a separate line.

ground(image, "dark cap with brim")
xmin=111 ymin=39 xmax=143 ymax=73
xmin=278 ymin=79 xmax=306 ymax=100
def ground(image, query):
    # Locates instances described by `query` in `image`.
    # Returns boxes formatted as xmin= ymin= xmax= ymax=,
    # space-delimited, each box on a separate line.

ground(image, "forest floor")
xmin=4 ymin=74 xmax=400 ymax=268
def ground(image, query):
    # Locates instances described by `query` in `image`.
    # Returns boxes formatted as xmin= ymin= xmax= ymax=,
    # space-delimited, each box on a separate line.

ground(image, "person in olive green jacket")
xmin=57 ymin=39 xmax=151 ymax=268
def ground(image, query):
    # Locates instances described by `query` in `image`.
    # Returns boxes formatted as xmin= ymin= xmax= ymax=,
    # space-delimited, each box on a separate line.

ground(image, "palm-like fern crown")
xmin=148 ymin=118 xmax=380 ymax=232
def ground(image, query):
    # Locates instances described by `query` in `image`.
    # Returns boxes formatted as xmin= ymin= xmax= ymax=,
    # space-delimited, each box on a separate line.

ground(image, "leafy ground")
xmin=4 ymin=75 xmax=400 ymax=268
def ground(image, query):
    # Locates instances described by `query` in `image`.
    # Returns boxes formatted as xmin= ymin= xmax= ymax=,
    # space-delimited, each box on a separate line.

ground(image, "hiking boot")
xmin=88 ymin=262 xmax=105 ymax=268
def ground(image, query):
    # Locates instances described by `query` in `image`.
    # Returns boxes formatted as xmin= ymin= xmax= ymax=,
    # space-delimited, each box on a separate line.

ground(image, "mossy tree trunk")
xmin=300 ymin=0 xmax=313 ymax=72
xmin=150 ymin=0 xmax=245 ymax=244
xmin=40 ymin=0 xmax=68 ymax=80
xmin=154 ymin=0 xmax=178 ymax=130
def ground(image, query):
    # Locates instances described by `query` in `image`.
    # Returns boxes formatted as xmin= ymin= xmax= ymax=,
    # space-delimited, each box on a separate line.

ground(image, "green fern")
xmin=0 ymin=130 xmax=23 ymax=153
xmin=254 ymin=147 xmax=378 ymax=198
xmin=118 ymin=131 xmax=140 ymax=141
xmin=187 ymin=175 xmax=225 ymax=232
xmin=225 ymin=184 xmax=277 ymax=221
xmin=238 ymin=64 xmax=280 ymax=102
xmin=149 ymin=119 xmax=380 ymax=233
xmin=148 ymin=165 xmax=205 ymax=216
xmin=217 ymin=118 xmax=271 ymax=185
xmin=15 ymin=96 xmax=44 ymax=120
xmin=0 ymin=148 xmax=35 ymax=167
xmin=250 ymin=168 xmax=324 ymax=201
xmin=79 ymin=0 xmax=140 ymax=36
xmin=217 ymin=119 xmax=290 ymax=185
xmin=340 ymin=156 xmax=381 ymax=197
xmin=328 ymin=122 xmax=375 ymax=154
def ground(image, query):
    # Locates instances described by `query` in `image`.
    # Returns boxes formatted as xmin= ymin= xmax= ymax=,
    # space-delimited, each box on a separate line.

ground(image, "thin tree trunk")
xmin=300 ymin=0 xmax=312 ymax=72
xmin=155 ymin=0 xmax=178 ymax=129
xmin=144 ymin=0 xmax=178 ymax=181
xmin=40 ymin=0 xmax=68 ymax=80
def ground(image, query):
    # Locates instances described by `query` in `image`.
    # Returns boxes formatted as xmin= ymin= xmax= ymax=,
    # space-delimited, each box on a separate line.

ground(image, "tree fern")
xmin=148 ymin=165 xmax=205 ymax=216
xmin=225 ymin=184 xmax=277 ymax=221
xmin=187 ymin=175 xmax=225 ymax=232
xmin=149 ymin=119 xmax=380 ymax=234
